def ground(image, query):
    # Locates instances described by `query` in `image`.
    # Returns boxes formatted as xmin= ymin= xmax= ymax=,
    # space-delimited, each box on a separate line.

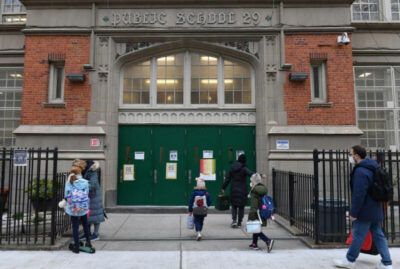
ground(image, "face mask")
xmin=348 ymin=156 xmax=355 ymax=165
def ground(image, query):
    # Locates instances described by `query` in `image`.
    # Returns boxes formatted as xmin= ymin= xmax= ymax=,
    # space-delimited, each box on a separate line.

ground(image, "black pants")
xmin=252 ymin=232 xmax=271 ymax=245
xmin=71 ymin=214 xmax=90 ymax=246
xmin=231 ymin=205 xmax=245 ymax=224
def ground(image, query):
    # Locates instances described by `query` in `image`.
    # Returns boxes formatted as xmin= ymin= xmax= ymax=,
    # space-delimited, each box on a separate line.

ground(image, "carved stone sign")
xmin=98 ymin=9 xmax=275 ymax=28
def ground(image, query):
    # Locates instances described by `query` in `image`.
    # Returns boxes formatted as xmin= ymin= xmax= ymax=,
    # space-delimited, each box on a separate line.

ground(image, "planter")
xmin=31 ymin=199 xmax=53 ymax=212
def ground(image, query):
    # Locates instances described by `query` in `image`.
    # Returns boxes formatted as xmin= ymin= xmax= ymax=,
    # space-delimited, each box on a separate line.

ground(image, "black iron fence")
xmin=273 ymin=149 xmax=400 ymax=245
xmin=0 ymin=148 xmax=70 ymax=246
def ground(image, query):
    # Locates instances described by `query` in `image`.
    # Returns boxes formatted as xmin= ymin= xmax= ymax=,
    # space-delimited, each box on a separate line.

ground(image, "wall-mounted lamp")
xmin=281 ymin=63 xmax=293 ymax=71
xmin=66 ymin=73 xmax=85 ymax=82
xmin=289 ymin=72 xmax=308 ymax=81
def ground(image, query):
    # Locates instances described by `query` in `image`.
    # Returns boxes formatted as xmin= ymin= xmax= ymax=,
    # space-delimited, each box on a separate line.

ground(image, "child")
xmin=248 ymin=173 xmax=274 ymax=252
xmin=188 ymin=178 xmax=212 ymax=241
xmin=64 ymin=165 xmax=93 ymax=253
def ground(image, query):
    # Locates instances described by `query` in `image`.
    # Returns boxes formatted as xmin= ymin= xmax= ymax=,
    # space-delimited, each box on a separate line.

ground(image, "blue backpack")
xmin=260 ymin=195 xmax=275 ymax=220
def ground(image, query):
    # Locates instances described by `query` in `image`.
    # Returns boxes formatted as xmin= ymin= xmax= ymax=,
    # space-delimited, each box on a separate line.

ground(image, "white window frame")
xmin=1 ymin=0 xmax=26 ymax=24
xmin=310 ymin=62 xmax=327 ymax=103
xmin=351 ymin=0 xmax=400 ymax=22
xmin=48 ymin=63 xmax=65 ymax=104
xmin=119 ymin=51 xmax=255 ymax=109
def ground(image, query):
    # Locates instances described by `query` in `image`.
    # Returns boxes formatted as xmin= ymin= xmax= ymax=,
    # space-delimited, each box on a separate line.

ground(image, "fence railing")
xmin=273 ymin=149 xmax=400 ymax=245
xmin=0 ymin=148 xmax=70 ymax=246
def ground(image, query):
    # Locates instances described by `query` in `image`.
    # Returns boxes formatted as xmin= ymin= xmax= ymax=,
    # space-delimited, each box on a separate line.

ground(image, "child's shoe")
xmin=230 ymin=221 xmax=238 ymax=228
xmin=90 ymin=233 xmax=100 ymax=241
xmin=249 ymin=243 xmax=260 ymax=250
xmin=196 ymin=232 xmax=202 ymax=241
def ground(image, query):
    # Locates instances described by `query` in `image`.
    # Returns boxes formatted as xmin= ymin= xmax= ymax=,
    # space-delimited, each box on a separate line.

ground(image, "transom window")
xmin=121 ymin=51 xmax=253 ymax=107
xmin=354 ymin=66 xmax=400 ymax=150
xmin=1 ymin=0 xmax=26 ymax=23
xmin=0 ymin=67 xmax=23 ymax=146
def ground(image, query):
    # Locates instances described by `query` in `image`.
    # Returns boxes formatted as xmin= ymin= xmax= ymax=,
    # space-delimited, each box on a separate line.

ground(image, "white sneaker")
xmin=196 ymin=232 xmax=202 ymax=241
xmin=376 ymin=262 xmax=393 ymax=269
xmin=333 ymin=259 xmax=355 ymax=269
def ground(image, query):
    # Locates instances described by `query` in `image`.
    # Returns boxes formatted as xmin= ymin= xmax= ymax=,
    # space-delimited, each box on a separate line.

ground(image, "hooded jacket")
xmin=248 ymin=183 xmax=268 ymax=226
xmin=222 ymin=161 xmax=253 ymax=206
xmin=84 ymin=161 xmax=105 ymax=224
xmin=64 ymin=174 xmax=89 ymax=217
xmin=350 ymin=158 xmax=383 ymax=222
xmin=188 ymin=189 xmax=212 ymax=213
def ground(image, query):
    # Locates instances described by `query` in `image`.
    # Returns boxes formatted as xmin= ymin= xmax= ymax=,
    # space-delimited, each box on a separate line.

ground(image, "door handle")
xmin=188 ymin=169 xmax=192 ymax=185
xmin=154 ymin=169 xmax=158 ymax=184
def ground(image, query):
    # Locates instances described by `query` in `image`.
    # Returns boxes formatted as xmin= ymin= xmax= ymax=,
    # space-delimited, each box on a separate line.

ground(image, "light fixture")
xmin=146 ymin=79 xmax=178 ymax=84
xmin=167 ymin=95 xmax=173 ymax=102
xmin=157 ymin=56 xmax=175 ymax=62
xmin=201 ymin=56 xmax=217 ymax=62
xmin=358 ymin=72 xmax=372 ymax=78
xmin=201 ymin=79 xmax=233 ymax=84
xmin=66 ymin=73 xmax=85 ymax=82
xmin=9 ymin=73 xmax=22 ymax=78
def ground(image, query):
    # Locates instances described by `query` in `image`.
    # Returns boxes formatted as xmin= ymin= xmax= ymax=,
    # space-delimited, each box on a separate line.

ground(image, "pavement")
xmin=0 ymin=213 xmax=399 ymax=269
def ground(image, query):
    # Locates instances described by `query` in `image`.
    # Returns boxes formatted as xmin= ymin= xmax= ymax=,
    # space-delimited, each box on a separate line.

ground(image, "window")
xmin=2 ymin=0 xmax=26 ymax=23
xmin=310 ymin=62 xmax=327 ymax=103
xmin=354 ymin=66 xmax=400 ymax=150
xmin=48 ymin=63 xmax=65 ymax=103
xmin=224 ymin=60 xmax=251 ymax=104
xmin=123 ymin=61 xmax=150 ymax=104
xmin=392 ymin=0 xmax=400 ymax=20
xmin=191 ymin=54 xmax=218 ymax=104
xmin=0 ymin=67 xmax=23 ymax=146
xmin=121 ymin=51 xmax=253 ymax=107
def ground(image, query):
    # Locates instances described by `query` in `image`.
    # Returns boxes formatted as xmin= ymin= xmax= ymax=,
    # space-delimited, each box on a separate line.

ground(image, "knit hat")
xmin=195 ymin=177 xmax=206 ymax=189
xmin=238 ymin=154 xmax=246 ymax=164
xmin=250 ymin=173 xmax=262 ymax=186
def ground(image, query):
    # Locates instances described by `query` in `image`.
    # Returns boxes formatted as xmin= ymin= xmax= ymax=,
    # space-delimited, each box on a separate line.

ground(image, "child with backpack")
xmin=188 ymin=178 xmax=212 ymax=241
xmin=247 ymin=173 xmax=274 ymax=252
xmin=64 ymin=165 xmax=94 ymax=254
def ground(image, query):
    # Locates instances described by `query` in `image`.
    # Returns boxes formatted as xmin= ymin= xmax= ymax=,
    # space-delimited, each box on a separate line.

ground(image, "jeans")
xmin=194 ymin=215 xmax=205 ymax=232
xmin=71 ymin=214 xmax=90 ymax=246
xmin=232 ymin=205 xmax=244 ymax=224
xmin=91 ymin=222 xmax=100 ymax=236
xmin=252 ymin=232 xmax=271 ymax=245
xmin=347 ymin=220 xmax=392 ymax=266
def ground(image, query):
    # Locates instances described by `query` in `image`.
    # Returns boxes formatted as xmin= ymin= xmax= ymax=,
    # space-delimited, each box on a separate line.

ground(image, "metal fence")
xmin=0 ymin=148 xmax=70 ymax=246
xmin=273 ymin=149 xmax=400 ymax=245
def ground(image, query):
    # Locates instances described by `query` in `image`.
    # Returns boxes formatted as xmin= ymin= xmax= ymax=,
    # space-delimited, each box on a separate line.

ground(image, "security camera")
xmin=337 ymin=32 xmax=350 ymax=45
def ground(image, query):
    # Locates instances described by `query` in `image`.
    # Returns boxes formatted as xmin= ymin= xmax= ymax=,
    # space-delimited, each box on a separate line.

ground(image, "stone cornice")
xmin=20 ymin=0 xmax=354 ymax=7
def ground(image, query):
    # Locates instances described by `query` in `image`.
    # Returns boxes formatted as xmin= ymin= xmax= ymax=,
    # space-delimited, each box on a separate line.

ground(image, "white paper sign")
xmin=276 ymin=140 xmax=289 ymax=150
xmin=14 ymin=149 xmax=28 ymax=166
xmin=169 ymin=150 xmax=178 ymax=161
xmin=166 ymin=163 xmax=177 ymax=180
xmin=135 ymin=151 xmax=145 ymax=160
xmin=123 ymin=164 xmax=135 ymax=181
xmin=203 ymin=150 xmax=213 ymax=159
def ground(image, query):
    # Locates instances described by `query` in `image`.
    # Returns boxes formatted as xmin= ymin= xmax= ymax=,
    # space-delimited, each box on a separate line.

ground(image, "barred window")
xmin=352 ymin=0 xmax=381 ymax=21
xmin=0 ymin=67 xmax=23 ymax=147
xmin=392 ymin=0 xmax=400 ymax=20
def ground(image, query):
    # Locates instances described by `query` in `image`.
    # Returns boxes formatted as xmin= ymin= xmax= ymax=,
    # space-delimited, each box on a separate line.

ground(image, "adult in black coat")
xmin=221 ymin=154 xmax=254 ymax=228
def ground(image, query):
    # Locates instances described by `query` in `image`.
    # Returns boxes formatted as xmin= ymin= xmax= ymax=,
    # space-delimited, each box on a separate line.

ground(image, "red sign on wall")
xmin=90 ymin=138 xmax=101 ymax=147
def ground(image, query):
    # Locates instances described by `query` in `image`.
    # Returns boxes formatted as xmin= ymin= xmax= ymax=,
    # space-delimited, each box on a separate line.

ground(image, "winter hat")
xmin=238 ymin=154 xmax=247 ymax=164
xmin=250 ymin=173 xmax=262 ymax=186
xmin=195 ymin=177 xmax=206 ymax=189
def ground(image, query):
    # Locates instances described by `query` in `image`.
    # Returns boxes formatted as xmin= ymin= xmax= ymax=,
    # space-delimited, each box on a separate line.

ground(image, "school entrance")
xmin=117 ymin=125 xmax=255 ymax=205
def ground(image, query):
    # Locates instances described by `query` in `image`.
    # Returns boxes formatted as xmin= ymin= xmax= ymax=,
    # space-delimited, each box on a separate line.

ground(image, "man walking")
xmin=221 ymin=154 xmax=253 ymax=228
xmin=334 ymin=145 xmax=392 ymax=269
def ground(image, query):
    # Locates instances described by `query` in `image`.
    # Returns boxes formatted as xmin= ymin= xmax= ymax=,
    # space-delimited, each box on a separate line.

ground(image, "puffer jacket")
xmin=222 ymin=161 xmax=253 ymax=206
xmin=84 ymin=161 xmax=105 ymax=224
xmin=64 ymin=175 xmax=89 ymax=217
xmin=248 ymin=183 xmax=268 ymax=226
xmin=350 ymin=158 xmax=383 ymax=222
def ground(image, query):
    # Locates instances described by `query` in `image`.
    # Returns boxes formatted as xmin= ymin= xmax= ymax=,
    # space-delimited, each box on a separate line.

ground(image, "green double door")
xmin=117 ymin=125 xmax=255 ymax=206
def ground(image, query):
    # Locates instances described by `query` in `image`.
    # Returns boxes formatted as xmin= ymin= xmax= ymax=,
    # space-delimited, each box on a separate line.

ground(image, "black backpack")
xmin=367 ymin=166 xmax=393 ymax=202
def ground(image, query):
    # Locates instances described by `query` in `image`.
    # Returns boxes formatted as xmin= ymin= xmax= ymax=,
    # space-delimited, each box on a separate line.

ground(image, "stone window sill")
xmin=308 ymin=102 xmax=333 ymax=109
xmin=42 ymin=102 xmax=66 ymax=108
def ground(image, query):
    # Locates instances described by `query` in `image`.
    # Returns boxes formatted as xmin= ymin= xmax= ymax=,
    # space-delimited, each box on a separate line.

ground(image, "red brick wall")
xmin=284 ymin=34 xmax=355 ymax=125
xmin=22 ymin=35 xmax=91 ymax=125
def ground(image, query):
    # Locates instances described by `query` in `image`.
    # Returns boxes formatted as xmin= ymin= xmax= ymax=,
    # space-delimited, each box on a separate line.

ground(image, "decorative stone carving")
xmin=265 ymin=36 xmax=276 ymax=47
xmin=119 ymin=110 xmax=256 ymax=125
xmin=213 ymin=41 xmax=259 ymax=58
xmin=98 ymin=64 xmax=109 ymax=81
xmin=99 ymin=37 xmax=109 ymax=47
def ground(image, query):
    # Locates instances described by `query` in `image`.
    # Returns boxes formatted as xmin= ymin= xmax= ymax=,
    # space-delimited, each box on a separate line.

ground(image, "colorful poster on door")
xmin=123 ymin=164 xmax=135 ymax=181
xmin=166 ymin=163 xmax=177 ymax=180
xmin=199 ymin=159 xmax=216 ymax=181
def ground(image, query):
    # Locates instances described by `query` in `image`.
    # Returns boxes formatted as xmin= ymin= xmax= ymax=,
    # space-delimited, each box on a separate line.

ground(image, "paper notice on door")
xmin=202 ymin=150 xmax=213 ymax=159
xmin=134 ymin=151 xmax=145 ymax=160
xmin=199 ymin=159 xmax=216 ymax=181
xmin=169 ymin=150 xmax=178 ymax=161
xmin=123 ymin=164 xmax=135 ymax=181
xmin=166 ymin=163 xmax=177 ymax=180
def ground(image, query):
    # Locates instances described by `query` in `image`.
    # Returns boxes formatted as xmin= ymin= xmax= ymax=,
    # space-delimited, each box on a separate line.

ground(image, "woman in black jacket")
xmin=221 ymin=154 xmax=253 ymax=228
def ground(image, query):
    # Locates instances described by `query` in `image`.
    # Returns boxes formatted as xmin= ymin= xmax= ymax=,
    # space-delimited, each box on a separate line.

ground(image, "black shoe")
xmin=70 ymin=243 xmax=79 ymax=254
xmin=266 ymin=239 xmax=274 ymax=253
xmin=237 ymin=222 xmax=242 ymax=227
xmin=85 ymin=241 xmax=93 ymax=248
xmin=231 ymin=221 xmax=238 ymax=228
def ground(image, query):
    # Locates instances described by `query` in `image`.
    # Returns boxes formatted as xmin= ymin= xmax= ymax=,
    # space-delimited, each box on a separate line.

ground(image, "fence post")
xmin=50 ymin=148 xmax=58 ymax=245
xmin=313 ymin=149 xmax=320 ymax=244
xmin=272 ymin=168 xmax=276 ymax=206
xmin=289 ymin=171 xmax=294 ymax=226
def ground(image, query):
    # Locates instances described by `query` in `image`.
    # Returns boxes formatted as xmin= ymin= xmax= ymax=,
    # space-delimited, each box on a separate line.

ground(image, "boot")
xmin=72 ymin=243 xmax=80 ymax=254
